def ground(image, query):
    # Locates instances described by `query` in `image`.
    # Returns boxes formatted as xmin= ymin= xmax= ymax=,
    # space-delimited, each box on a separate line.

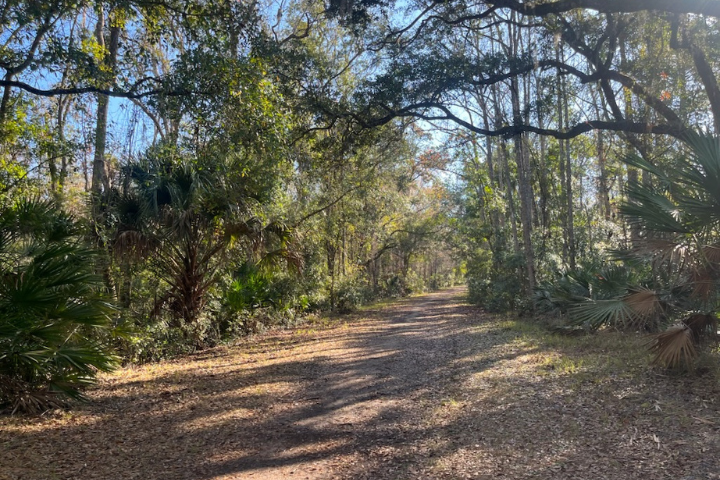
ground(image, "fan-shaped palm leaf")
xmin=569 ymin=299 xmax=635 ymax=331
xmin=650 ymin=325 xmax=696 ymax=368
xmin=0 ymin=199 xmax=117 ymax=413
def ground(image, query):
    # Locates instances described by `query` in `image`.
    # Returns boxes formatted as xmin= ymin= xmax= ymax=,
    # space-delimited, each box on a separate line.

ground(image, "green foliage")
xmin=534 ymin=261 xmax=648 ymax=329
xmin=622 ymin=133 xmax=720 ymax=366
xmin=333 ymin=274 xmax=373 ymax=313
xmin=226 ymin=263 xmax=276 ymax=312
xmin=225 ymin=262 xmax=305 ymax=313
xmin=0 ymin=0 xmax=451 ymax=380
xmin=110 ymin=145 xmax=297 ymax=348
xmin=0 ymin=199 xmax=117 ymax=413
xmin=536 ymin=133 xmax=720 ymax=367
xmin=467 ymin=248 xmax=525 ymax=312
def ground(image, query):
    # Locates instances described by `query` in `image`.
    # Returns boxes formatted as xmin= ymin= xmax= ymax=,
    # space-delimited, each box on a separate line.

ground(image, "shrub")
xmin=467 ymin=250 xmax=525 ymax=312
xmin=334 ymin=274 xmax=373 ymax=312
xmin=536 ymin=133 xmax=720 ymax=367
xmin=0 ymin=199 xmax=117 ymax=413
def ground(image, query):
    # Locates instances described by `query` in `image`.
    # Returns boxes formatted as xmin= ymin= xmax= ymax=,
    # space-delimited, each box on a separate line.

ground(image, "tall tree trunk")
xmin=50 ymin=95 xmax=70 ymax=202
xmin=596 ymin=129 xmax=612 ymax=219
xmin=48 ymin=152 xmax=59 ymax=200
xmin=536 ymin=75 xmax=549 ymax=232
xmin=481 ymin=105 xmax=501 ymax=234
xmin=557 ymin=45 xmax=575 ymax=270
xmin=91 ymin=5 xmax=121 ymax=301
xmin=564 ymin=138 xmax=575 ymax=270
xmin=620 ymin=40 xmax=642 ymax=246
xmin=511 ymin=78 xmax=535 ymax=292
xmin=500 ymin=140 xmax=519 ymax=253
xmin=0 ymin=74 xmax=12 ymax=123
xmin=326 ymin=237 xmax=337 ymax=310
xmin=506 ymin=18 xmax=535 ymax=293
xmin=492 ymin=85 xmax=518 ymax=250
xmin=92 ymin=6 xmax=121 ymax=215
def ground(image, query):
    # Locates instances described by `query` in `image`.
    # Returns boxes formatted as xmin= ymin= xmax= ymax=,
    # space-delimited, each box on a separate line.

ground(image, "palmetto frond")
xmin=619 ymin=133 xmax=720 ymax=367
xmin=620 ymin=182 xmax=690 ymax=234
xmin=534 ymin=262 xmax=637 ymax=321
xmin=0 ymin=199 xmax=117 ymax=413
xmin=685 ymin=313 xmax=718 ymax=340
xmin=625 ymin=288 xmax=664 ymax=319
xmin=648 ymin=314 xmax=718 ymax=369
xmin=689 ymin=266 xmax=717 ymax=301
xmin=681 ymin=132 xmax=720 ymax=225
xmin=569 ymin=298 xmax=635 ymax=331
xmin=620 ymin=133 xmax=720 ymax=240
xmin=650 ymin=325 xmax=696 ymax=368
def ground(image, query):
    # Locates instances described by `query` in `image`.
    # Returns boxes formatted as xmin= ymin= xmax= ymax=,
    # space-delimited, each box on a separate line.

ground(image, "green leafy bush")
xmin=334 ymin=274 xmax=373 ymax=313
xmin=221 ymin=263 xmax=307 ymax=335
xmin=467 ymin=250 xmax=525 ymax=312
xmin=535 ymin=133 xmax=720 ymax=366
xmin=0 ymin=199 xmax=117 ymax=413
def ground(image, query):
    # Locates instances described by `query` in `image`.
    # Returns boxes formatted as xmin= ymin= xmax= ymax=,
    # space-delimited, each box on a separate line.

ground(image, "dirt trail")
xmin=235 ymin=287 xmax=478 ymax=479
xmin=2 ymin=287 xmax=719 ymax=480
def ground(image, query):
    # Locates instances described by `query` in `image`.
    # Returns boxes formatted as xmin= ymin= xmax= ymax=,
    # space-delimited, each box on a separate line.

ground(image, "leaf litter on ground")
xmin=1 ymin=287 xmax=719 ymax=480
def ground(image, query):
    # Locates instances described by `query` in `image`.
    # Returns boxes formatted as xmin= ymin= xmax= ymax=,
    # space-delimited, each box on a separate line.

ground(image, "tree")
xmin=318 ymin=1 xmax=719 ymax=142
xmin=537 ymin=133 xmax=720 ymax=367
xmin=111 ymin=136 xmax=296 ymax=347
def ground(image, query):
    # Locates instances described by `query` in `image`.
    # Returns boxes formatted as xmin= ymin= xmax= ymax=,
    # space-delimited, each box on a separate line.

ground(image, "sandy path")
xmin=2 ymin=287 xmax=719 ymax=480
xmin=230 ymin=287 xmax=477 ymax=479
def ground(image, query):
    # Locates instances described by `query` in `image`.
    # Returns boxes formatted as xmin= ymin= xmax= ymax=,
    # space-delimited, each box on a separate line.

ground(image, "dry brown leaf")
xmin=650 ymin=325 xmax=696 ymax=367
xmin=626 ymin=288 xmax=662 ymax=318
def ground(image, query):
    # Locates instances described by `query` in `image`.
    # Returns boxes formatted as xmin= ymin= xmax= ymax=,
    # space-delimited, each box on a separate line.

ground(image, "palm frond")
xmin=624 ymin=153 xmax=672 ymax=183
xmin=683 ymin=132 xmax=720 ymax=203
xmin=0 ymin=202 xmax=117 ymax=413
xmin=684 ymin=313 xmax=718 ymax=341
xmin=650 ymin=325 xmax=696 ymax=368
xmin=620 ymin=183 xmax=691 ymax=234
xmin=569 ymin=299 xmax=635 ymax=330
xmin=689 ymin=267 xmax=716 ymax=301
xmin=626 ymin=288 xmax=663 ymax=319
xmin=700 ymin=243 xmax=720 ymax=268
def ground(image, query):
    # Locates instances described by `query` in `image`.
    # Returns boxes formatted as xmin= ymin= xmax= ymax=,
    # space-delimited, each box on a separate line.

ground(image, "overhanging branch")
xmin=0 ymin=79 xmax=193 ymax=99
xmin=358 ymin=101 xmax=688 ymax=139
xmin=485 ymin=0 xmax=720 ymax=17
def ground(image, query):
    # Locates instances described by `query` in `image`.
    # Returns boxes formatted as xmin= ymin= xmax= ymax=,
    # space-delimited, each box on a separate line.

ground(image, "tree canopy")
xmin=3 ymin=0 xmax=720 ymax=410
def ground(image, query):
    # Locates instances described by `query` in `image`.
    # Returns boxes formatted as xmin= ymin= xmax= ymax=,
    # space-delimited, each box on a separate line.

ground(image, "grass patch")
xmin=494 ymin=317 xmax=657 ymax=381
xmin=492 ymin=315 xmax=720 ymax=385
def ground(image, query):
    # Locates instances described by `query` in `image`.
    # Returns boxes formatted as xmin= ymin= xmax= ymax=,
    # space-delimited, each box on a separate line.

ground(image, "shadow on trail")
xmin=196 ymin=288 xmax=531 ymax=478
xmin=2 ymin=288 xmax=522 ymax=479
xmin=4 ymin=287 xmax=717 ymax=479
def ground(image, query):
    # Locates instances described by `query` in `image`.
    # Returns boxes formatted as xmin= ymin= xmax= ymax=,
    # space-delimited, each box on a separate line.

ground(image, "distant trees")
xmin=9 ymin=0 xmax=720 ymax=411
xmin=315 ymin=1 xmax=720 ymax=318
xmin=0 ymin=1 xmax=461 ymax=411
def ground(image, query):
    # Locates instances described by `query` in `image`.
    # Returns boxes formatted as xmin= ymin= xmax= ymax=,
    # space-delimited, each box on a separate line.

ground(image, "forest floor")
xmin=2 ymin=287 xmax=720 ymax=480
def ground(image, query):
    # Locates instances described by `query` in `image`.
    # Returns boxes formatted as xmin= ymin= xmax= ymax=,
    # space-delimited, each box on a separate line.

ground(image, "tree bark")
xmin=509 ymin=19 xmax=535 ymax=292
xmin=92 ymin=6 xmax=121 ymax=213
xmin=596 ymin=129 xmax=612 ymax=219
